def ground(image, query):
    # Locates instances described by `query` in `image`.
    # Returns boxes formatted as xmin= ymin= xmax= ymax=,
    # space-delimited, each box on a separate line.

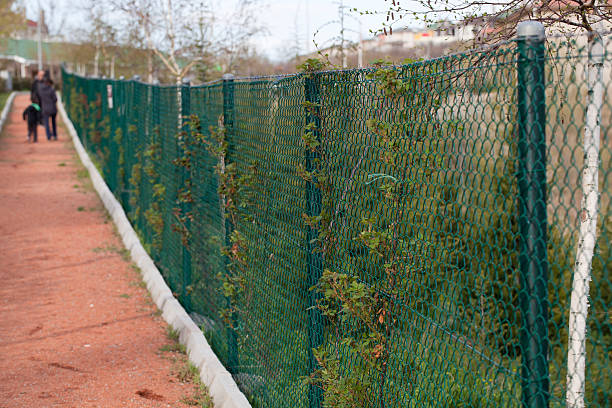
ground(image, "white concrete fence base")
xmin=57 ymin=94 xmax=251 ymax=408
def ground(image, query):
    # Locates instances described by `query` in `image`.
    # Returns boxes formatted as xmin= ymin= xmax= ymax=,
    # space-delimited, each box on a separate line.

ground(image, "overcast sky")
xmin=22 ymin=0 xmax=419 ymax=61
xmin=251 ymin=0 xmax=399 ymax=60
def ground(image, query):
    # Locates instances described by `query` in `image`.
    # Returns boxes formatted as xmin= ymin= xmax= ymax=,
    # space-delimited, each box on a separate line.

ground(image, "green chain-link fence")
xmin=62 ymin=30 xmax=610 ymax=408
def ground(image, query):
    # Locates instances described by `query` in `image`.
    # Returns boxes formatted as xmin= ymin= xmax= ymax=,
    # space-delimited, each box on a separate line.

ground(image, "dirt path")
xmin=0 ymin=94 xmax=208 ymax=407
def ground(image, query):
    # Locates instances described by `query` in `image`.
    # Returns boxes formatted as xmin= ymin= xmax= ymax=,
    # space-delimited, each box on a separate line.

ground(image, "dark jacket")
xmin=38 ymin=83 xmax=58 ymax=115
xmin=30 ymin=79 xmax=41 ymax=101
xmin=23 ymin=103 xmax=42 ymax=127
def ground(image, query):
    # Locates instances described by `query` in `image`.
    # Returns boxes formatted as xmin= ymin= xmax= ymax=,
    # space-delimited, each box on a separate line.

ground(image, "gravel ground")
xmin=0 ymin=94 xmax=210 ymax=408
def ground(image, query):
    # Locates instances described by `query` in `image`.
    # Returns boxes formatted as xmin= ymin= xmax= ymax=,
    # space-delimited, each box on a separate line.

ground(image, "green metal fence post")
xmin=135 ymin=82 xmax=147 ymax=235
xmin=516 ymin=20 xmax=549 ymax=408
xmin=107 ymin=79 xmax=117 ymax=193
xmin=181 ymin=78 xmax=192 ymax=312
xmin=304 ymin=72 xmax=323 ymax=408
xmin=223 ymin=73 xmax=239 ymax=371
xmin=83 ymin=78 xmax=91 ymax=150
xmin=115 ymin=76 xmax=125 ymax=198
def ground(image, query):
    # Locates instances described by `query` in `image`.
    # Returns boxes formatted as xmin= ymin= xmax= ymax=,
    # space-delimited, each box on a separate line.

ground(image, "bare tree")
xmin=313 ymin=0 xmax=361 ymax=68
xmin=103 ymin=0 xmax=265 ymax=83
xmin=211 ymin=0 xmax=266 ymax=74
xmin=110 ymin=0 xmax=211 ymax=83
xmin=183 ymin=1 xmax=214 ymax=82
xmin=39 ymin=0 xmax=67 ymax=40
xmin=152 ymin=0 xmax=202 ymax=84
xmin=377 ymin=0 xmax=611 ymax=43
xmin=110 ymin=0 xmax=158 ymax=82
xmin=0 ymin=0 xmax=25 ymax=37
xmin=83 ymin=3 xmax=118 ymax=78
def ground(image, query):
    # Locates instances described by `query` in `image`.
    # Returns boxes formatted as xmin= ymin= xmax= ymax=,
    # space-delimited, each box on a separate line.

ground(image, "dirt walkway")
xmin=0 ymin=94 xmax=208 ymax=407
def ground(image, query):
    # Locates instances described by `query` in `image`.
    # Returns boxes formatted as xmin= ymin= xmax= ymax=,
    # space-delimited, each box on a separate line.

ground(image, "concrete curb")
xmin=57 ymin=94 xmax=251 ymax=408
xmin=0 ymin=92 xmax=17 ymax=134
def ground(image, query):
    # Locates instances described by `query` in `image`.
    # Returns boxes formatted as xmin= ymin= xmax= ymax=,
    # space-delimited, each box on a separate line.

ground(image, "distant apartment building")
xmin=20 ymin=18 xmax=50 ymax=40
xmin=362 ymin=22 xmax=478 ymax=54
xmin=10 ymin=14 xmax=51 ymax=42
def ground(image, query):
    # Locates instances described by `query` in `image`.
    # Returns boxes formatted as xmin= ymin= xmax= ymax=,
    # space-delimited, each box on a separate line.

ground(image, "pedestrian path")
xmin=0 ymin=94 xmax=207 ymax=407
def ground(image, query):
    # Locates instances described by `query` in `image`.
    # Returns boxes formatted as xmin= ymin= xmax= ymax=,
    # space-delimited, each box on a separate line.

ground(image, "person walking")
xmin=30 ymin=70 xmax=45 ymax=102
xmin=22 ymin=95 xmax=42 ymax=143
xmin=38 ymin=78 xmax=58 ymax=141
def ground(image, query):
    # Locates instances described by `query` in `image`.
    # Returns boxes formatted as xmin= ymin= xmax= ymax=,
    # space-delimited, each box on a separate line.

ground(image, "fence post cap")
xmin=517 ymin=21 xmax=545 ymax=40
xmin=182 ymin=77 xmax=191 ymax=86
xmin=132 ymin=74 xmax=141 ymax=81
xmin=119 ymin=76 xmax=125 ymax=80
xmin=222 ymin=73 xmax=235 ymax=80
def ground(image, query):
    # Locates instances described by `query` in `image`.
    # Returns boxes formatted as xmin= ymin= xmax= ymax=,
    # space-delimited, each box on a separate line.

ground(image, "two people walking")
xmin=23 ymin=70 xmax=58 ymax=143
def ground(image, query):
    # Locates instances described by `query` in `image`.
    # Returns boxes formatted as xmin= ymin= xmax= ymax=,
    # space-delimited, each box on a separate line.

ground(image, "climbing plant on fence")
xmin=61 ymin=31 xmax=611 ymax=408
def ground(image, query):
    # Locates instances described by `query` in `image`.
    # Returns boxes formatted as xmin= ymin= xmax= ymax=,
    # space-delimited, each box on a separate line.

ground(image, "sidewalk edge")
xmin=57 ymin=94 xmax=252 ymax=408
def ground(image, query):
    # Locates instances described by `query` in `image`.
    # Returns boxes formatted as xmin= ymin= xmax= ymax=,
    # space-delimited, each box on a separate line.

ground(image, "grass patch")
xmin=160 ymin=326 xmax=213 ymax=408
xmin=102 ymin=210 xmax=111 ymax=223
xmin=166 ymin=326 xmax=180 ymax=342
xmin=70 ymin=154 xmax=95 ymax=192
xmin=129 ymin=279 xmax=147 ymax=289
xmin=72 ymin=163 xmax=94 ymax=193
xmin=91 ymin=244 xmax=130 ymax=261
xmin=76 ymin=168 xmax=88 ymax=179
xmin=176 ymin=361 xmax=199 ymax=383
xmin=118 ymin=247 xmax=130 ymax=261
xmin=159 ymin=342 xmax=186 ymax=354
xmin=92 ymin=244 xmax=116 ymax=253
xmin=177 ymin=361 xmax=213 ymax=407
xmin=0 ymin=92 xmax=12 ymax=140
xmin=0 ymin=92 xmax=10 ymax=113
xmin=180 ymin=388 xmax=213 ymax=407
xmin=58 ymin=162 xmax=66 ymax=167
xmin=77 ymin=206 xmax=85 ymax=212
xmin=119 ymin=293 xmax=131 ymax=299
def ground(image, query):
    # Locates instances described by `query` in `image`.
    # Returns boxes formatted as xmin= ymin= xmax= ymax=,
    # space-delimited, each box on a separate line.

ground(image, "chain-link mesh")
xmin=62 ymin=32 xmax=610 ymax=408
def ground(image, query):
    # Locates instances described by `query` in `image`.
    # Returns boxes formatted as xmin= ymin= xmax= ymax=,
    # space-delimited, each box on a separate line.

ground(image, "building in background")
xmin=18 ymin=17 xmax=50 ymax=41
xmin=0 ymin=15 xmax=53 ymax=86
xmin=363 ymin=21 xmax=479 ymax=55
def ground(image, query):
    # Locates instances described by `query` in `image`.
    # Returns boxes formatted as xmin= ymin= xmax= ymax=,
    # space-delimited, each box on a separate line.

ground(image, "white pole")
xmin=566 ymin=29 xmax=604 ymax=408
xmin=340 ymin=0 xmax=347 ymax=68
xmin=94 ymin=46 xmax=99 ymax=77
xmin=358 ymin=20 xmax=363 ymax=68
xmin=37 ymin=5 xmax=43 ymax=70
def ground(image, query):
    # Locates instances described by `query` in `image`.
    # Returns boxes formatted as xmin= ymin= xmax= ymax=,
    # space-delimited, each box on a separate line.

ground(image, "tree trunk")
xmin=146 ymin=24 xmax=153 ymax=83
xmin=147 ymin=49 xmax=153 ymax=83
xmin=94 ymin=46 xmax=100 ymax=77
xmin=566 ymin=29 xmax=604 ymax=408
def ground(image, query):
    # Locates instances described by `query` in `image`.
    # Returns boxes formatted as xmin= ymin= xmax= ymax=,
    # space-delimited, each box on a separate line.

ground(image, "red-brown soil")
xmin=0 ymin=94 xmax=203 ymax=407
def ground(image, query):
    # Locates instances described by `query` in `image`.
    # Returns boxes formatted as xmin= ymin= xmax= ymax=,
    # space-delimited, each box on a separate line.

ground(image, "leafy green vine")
xmin=301 ymin=58 xmax=413 ymax=408
xmin=142 ymin=127 xmax=164 ymax=251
